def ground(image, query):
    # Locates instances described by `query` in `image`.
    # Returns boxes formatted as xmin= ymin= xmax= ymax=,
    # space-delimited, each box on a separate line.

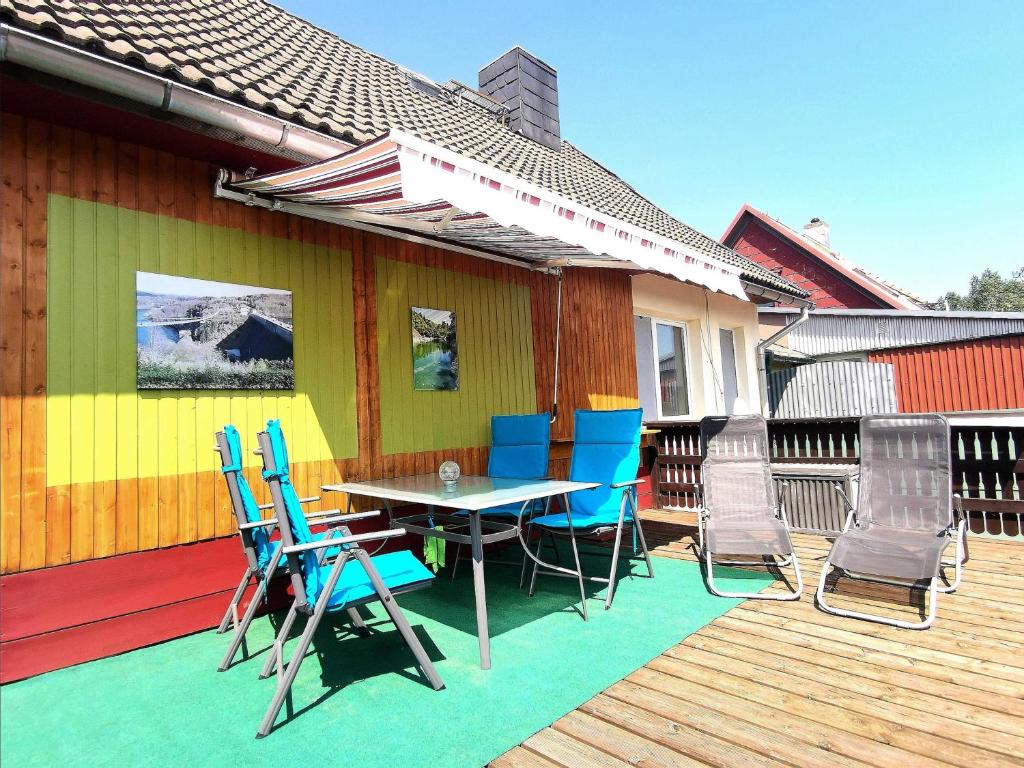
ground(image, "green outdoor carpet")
xmin=1 ymin=551 xmax=770 ymax=768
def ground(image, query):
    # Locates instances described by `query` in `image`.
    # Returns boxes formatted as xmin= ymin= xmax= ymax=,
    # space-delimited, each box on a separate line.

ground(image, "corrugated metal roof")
xmin=764 ymin=309 xmax=1024 ymax=355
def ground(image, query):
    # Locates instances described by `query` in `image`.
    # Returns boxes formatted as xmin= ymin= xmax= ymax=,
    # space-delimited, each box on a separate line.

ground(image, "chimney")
xmin=803 ymin=217 xmax=830 ymax=248
xmin=478 ymin=47 xmax=560 ymax=151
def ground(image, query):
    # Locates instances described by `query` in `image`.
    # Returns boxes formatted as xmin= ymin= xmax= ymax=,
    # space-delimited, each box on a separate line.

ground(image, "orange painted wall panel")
xmin=869 ymin=336 xmax=1024 ymax=413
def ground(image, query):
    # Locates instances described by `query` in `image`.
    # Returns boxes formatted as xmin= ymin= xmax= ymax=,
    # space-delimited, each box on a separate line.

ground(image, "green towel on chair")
xmin=424 ymin=526 xmax=446 ymax=573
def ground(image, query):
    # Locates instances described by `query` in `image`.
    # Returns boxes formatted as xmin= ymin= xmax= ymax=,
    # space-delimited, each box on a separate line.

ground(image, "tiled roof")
xmin=1 ymin=0 xmax=806 ymax=297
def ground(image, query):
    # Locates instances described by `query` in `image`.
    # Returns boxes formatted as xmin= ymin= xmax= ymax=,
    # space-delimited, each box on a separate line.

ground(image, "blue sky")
xmin=278 ymin=1 xmax=1023 ymax=300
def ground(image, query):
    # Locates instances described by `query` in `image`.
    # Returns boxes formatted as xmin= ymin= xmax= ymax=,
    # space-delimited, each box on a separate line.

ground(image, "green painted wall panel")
xmin=46 ymin=194 xmax=358 ymax=487
xmin=376 ymin=257 xmax=537 ymax=455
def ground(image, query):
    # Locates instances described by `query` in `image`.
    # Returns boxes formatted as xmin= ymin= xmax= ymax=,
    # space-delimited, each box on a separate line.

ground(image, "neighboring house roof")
xmin=761 ymin=306 xmax=1024 ymax=356
xmin=722 ymin=204 xmax=917 ymax=307
xmin=0 ymin=0 xmax=808 ymax=299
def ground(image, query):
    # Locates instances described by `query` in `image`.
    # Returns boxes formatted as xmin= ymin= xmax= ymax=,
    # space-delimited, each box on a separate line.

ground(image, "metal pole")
xmin=551 ymin=268 xmax=563 ymax=424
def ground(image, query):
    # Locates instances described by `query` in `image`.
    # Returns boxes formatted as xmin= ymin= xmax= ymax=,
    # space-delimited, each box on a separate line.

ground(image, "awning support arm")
xmin=551 ymin=268 xmax=563 ymax=424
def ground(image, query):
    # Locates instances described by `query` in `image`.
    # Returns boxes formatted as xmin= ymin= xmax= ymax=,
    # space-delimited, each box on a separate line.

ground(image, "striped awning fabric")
xmin=229 ymin=129 xmax=747 ymax=299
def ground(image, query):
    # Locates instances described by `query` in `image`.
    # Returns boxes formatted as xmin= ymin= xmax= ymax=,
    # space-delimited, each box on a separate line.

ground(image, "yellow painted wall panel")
xmin=45 ymin=195 xmax=358 ymax=488
xmin=376 ymin=257 xmax=536 ymax=455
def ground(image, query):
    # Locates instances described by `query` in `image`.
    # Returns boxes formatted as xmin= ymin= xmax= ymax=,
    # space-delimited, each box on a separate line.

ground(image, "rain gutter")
xmin=0 ymin=25 xmax=352 ymax=161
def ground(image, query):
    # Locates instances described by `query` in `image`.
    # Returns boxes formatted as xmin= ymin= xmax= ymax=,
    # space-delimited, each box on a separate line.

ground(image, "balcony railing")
xmin=646 ymin=414 xmax=1024 ymax=538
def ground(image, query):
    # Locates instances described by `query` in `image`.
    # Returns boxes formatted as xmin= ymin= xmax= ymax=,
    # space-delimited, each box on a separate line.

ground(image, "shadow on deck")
xmin=494 ymin=509 xmax=1024 ymax=768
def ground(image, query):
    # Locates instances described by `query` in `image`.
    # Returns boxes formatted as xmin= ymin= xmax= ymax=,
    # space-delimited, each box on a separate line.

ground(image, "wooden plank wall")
xmin=0 ymin=111 xmax=639 ymax=574
xmin=869 ymin=335 xmax=1024 ymax=413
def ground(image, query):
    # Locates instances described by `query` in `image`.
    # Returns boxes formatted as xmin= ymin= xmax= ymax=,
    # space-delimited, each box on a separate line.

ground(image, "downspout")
xmin=756 ymin=306 xmax=810 ymax=417
xmin=0 ymin=25 xmax=351 ymax=161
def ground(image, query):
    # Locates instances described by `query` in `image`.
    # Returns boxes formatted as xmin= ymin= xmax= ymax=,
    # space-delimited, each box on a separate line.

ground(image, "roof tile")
xmin=0 ymin=0 xmax=805 ymax=296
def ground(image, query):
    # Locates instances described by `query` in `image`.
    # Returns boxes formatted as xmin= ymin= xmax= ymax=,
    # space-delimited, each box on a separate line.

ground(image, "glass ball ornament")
xmin=438 ymin=460 xmax=461 ymax=488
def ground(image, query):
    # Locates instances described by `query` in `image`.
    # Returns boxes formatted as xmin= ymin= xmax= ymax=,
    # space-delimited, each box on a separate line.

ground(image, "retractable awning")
xmin=220 ymin=129 xmax=747 ymax=299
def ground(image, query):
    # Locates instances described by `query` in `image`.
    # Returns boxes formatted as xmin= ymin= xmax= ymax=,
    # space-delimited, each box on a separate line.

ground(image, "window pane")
xmin=655 ymin=323 xmax=689 ymax=417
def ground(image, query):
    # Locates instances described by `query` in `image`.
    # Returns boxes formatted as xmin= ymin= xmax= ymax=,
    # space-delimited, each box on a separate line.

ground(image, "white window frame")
xmin=650 ymin=317 xmax=694 ymax=421
xmin=718 ymin=326 xmax=740 ymax=415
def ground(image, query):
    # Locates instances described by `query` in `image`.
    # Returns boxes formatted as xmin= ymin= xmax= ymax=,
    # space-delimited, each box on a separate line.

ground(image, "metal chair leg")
xmin=528 ymin=527 xmax=544 ymax=597
xmin=257 ymin=554 xmax=350 ymax=738
xmin=604 ymin=509 xmax=626 ymax=610
xmin=563 ymin=494 xmax=588 ymax=621
xmin=352 ymin=549 xmax=444 ymax=690
xmin=260 ymin=598 xmax=300 ymax=679
xmin=218 ymin=574 xmax=269 ymax=671
xmin=816 ymin=560 xmax=938 ymax=629
xmin=217 ymin=568 xmax=254 ymax=634
xmin=450 ymin=541 xmax=463 ymax=581
xmin=631 ymin=492 xmax=654 ymax=578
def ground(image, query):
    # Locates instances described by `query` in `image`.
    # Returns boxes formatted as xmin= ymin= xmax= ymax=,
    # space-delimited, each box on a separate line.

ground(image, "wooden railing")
xmin=646 ymin=414 xmax=1024 ymax=537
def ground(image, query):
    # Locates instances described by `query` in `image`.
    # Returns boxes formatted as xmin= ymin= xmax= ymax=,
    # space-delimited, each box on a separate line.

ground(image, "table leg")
xmin=468 ymin=510 xmax=491 ymax=669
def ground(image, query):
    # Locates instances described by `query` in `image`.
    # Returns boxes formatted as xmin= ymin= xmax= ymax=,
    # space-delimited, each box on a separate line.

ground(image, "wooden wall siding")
xmin=0 ymin=110 xmax=640 ymax=574
xmin=44 ymin=194 xmax=358 ymax=560
xmin=375 ymin=257 xmax=536 ymax=455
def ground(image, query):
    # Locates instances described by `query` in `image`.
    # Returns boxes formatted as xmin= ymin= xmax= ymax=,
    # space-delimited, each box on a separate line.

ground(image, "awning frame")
xmin=217 ymin=128 xmax=749 ymax=299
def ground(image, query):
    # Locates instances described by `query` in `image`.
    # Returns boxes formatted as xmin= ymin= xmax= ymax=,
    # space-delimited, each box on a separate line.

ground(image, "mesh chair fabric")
xmin=827 ymin=414 xmax=953 ymax=580
xmin=700 ymin=415 xmax=792 ymax=556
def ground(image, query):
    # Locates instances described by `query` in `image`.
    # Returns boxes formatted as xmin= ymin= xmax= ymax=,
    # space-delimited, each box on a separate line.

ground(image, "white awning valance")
xmin=227 ymin=129 xmax=747 ymax=299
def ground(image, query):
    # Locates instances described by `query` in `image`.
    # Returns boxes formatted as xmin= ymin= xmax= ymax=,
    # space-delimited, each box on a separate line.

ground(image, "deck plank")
xmin=493 ymin=512 xmax=1024 ymax=768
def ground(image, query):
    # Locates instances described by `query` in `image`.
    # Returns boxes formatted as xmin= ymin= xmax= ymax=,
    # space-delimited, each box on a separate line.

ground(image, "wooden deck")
xmin=493 ymin=510 xmax=1024 ymax=768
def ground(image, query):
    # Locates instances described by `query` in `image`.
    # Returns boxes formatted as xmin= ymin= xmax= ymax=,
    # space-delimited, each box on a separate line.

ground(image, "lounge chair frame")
xmin=697 ymin=415 xmax=803 ymax=601
xmin=254 ymin=428 xmax=443 ymax=738
xmin=816 ymin=476 xmax=969 ymax=630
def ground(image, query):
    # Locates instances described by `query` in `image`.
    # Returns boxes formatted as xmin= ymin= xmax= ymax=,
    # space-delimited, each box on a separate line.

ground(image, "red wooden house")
xmin=722 ymin=204 xmax=924 ymax=310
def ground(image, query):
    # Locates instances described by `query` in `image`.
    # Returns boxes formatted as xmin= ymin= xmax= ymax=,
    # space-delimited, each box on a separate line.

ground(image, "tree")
xmin=942 ymin=267 xmax=1024 ymax=312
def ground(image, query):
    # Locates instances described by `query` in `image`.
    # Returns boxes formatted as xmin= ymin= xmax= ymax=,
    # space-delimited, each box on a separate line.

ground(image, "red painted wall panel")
xmin=869 ymin=336 xmax=1024 ymax=412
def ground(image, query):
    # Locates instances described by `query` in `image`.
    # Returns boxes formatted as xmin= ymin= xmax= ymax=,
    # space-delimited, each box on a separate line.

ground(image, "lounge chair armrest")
xmin=306 ymin=508 xmax=380 ymax=522
xmin=282 ymin=528 xmax=406 ymax=554
xmin=952 ymin=493 xmax=965 ymax=524
xmin=261 ymin=496 xmax=320 ymax=508
xmin=610 ymin=479 xmax=644 ymax=489
xmin=306 ymin=511 xmax=382 ymax=527
xmin=833 ymin=482 xmax=856 ymax=513
xmin=239 ymin=518 xmax=277 ymax=530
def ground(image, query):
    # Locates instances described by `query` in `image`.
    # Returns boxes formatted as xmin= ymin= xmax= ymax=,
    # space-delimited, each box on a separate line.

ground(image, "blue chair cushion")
xmin=320 ymin=550 xmax=435 ymax=611
xmin=529 ymin=509 xmax=633 ymax=530
xmin=488 ymin=413 xmax=550 ymax=480
xmin=222 ymin=424 xmax=274 ymax=571
xmin=567 ymin=409 xmax=642 ymax=518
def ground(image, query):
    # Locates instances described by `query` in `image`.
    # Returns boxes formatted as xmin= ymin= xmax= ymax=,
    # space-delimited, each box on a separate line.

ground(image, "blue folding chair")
xmin=524 ymin=408 xmax=654 ymax=618
xmin=214 ymin=425 xmax=351 ymax=672
xmin=450 ymin=413 xmax=551 ymax=580
xmin=254 ymin=419 xmax=443 ymax=738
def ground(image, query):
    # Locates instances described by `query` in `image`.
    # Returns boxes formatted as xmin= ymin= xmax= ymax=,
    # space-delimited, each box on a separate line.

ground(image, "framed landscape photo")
xmin=411 ymin=306 xmax=458 ymax=391
xmin=136 ymin=271 xmax=294 ymax=390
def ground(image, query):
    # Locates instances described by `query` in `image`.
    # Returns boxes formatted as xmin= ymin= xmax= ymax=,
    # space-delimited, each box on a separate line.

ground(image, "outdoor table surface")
xmin=322 ymin=474 xmax=598 ymax=510
xmin=322 ymin=474 xmax=600 ymax=671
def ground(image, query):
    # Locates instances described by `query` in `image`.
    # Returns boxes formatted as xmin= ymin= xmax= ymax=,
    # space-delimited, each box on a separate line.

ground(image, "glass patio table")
xmin=322 ymin=474 xmax=598 ymax=669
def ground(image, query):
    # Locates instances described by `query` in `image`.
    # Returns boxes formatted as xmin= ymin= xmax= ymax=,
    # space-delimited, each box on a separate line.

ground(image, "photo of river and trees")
xmin=411 ymin=306 xmax=458 ymax=391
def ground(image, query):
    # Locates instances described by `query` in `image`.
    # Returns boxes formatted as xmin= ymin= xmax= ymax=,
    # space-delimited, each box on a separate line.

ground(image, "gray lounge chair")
xmin=697 ymin=415 xmax=803 ymax=600
xmin=816 ymin=414 xmax=968 ymax=629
